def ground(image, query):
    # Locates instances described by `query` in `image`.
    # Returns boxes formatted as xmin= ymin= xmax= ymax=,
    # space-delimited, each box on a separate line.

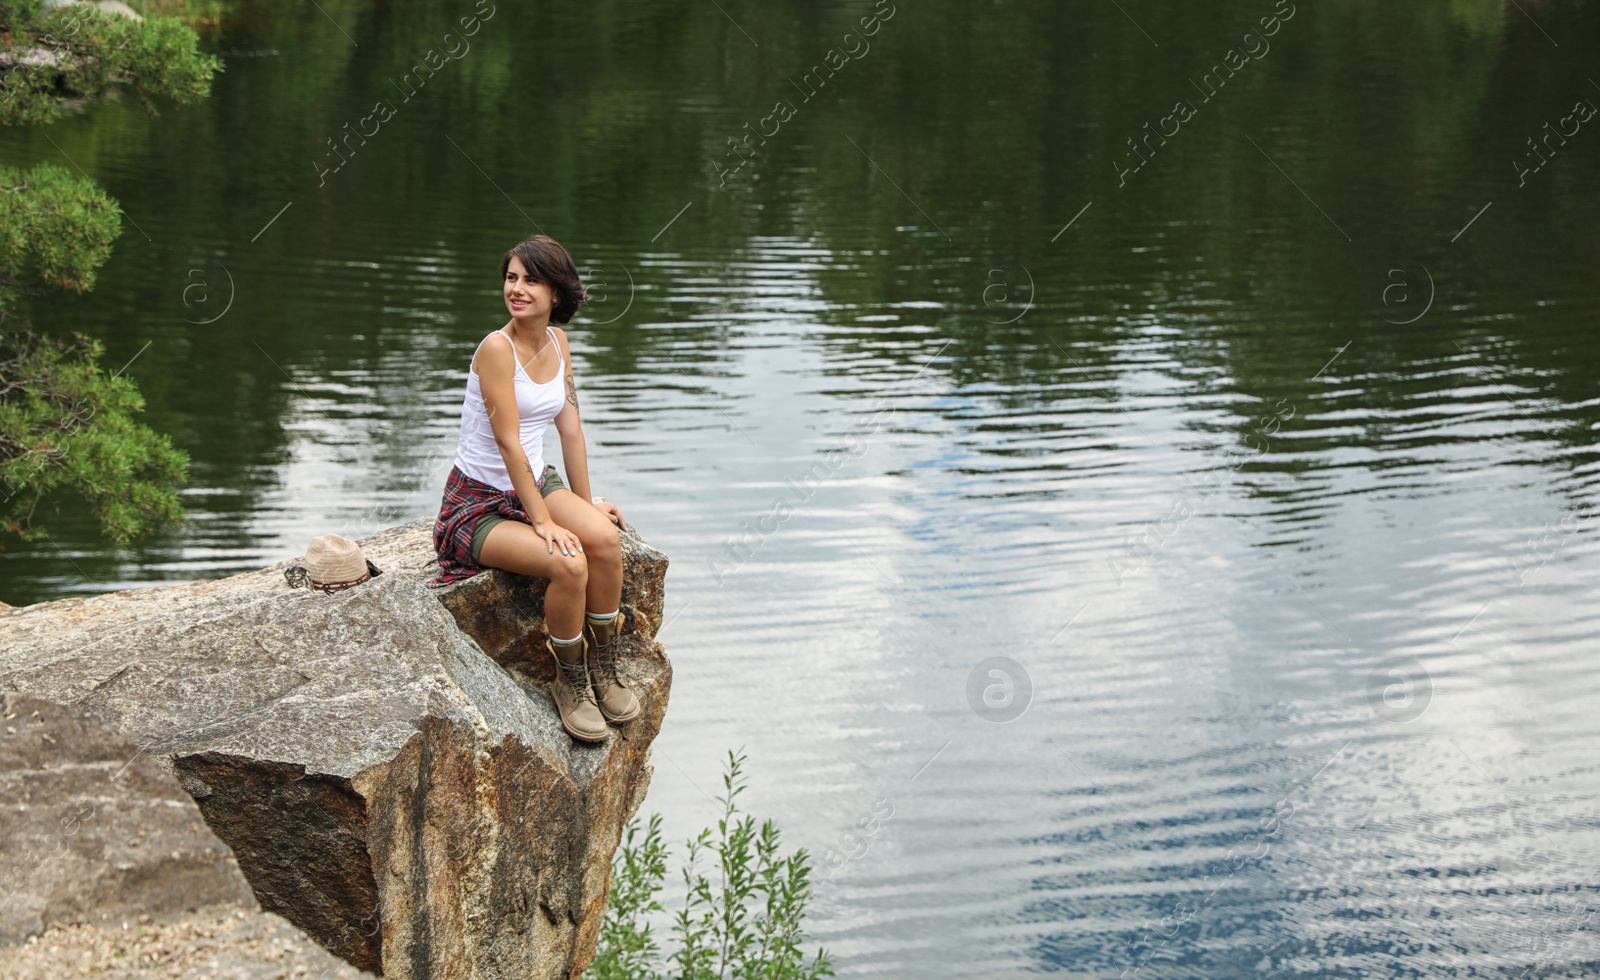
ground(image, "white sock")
xmin=586 ymin=608 xmax=619 ymax=624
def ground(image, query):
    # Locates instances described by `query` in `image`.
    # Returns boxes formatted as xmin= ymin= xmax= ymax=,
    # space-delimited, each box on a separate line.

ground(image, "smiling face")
xmin=503 ymin=255 xmax=558 ymax=325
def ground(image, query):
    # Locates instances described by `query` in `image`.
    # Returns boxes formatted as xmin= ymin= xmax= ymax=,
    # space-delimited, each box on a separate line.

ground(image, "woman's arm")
xmin=552 ymin=327 xmax=627 ymax=529
xmin=478 ymin=335 xmax=569 ymax=545
xmin=550 ymin=327 xmax=592 ymax=501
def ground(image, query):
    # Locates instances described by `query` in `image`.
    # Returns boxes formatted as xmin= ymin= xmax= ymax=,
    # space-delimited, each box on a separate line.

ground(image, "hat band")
xmin=311 ymin=569 xmax=373 ymax=593
xmin=284 ymin=559 xmax=382 ymax=593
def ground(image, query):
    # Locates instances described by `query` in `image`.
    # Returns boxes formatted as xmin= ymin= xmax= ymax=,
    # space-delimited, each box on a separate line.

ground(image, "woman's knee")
xmin=548 ymin=551 xmax=589 ymax=585
xmin=585 ymin=522 xmax=621 ymax=563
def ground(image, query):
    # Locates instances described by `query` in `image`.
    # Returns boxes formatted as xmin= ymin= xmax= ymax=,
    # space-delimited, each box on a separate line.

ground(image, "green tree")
xmin=0 ymin=0 xmax=221 ymax=547
xmin=1 ymin=1 xmax=220 ymax=126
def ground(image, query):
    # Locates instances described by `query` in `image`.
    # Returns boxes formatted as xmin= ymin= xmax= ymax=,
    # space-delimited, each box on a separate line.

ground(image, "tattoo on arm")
xmin=564 ymin=372 xmax=579 ymax=412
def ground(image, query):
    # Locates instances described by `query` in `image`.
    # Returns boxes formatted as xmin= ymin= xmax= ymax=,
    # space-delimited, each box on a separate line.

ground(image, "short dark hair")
xmin=500 ymin=235 xmax=588 ymax=324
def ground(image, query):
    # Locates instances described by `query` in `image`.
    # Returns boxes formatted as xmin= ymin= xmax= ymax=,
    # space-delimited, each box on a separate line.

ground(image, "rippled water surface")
xmin=4 ymin=0 xmax=1600 ymax=975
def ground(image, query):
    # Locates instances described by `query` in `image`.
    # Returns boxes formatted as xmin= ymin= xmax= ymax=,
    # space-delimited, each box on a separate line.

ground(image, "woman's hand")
xmin=592 ymin=499 xmax=627 ymax=531
xmin=532 ymin=520 xmax=584 ymax=557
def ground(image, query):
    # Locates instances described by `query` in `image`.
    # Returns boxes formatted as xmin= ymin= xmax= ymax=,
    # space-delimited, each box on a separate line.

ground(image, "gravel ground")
xmin=0 ymin=906 xmax=375 ymax=979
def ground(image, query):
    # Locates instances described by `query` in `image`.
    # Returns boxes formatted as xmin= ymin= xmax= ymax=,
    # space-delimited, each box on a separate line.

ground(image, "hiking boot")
xmin=585 ymin=611 xmax=641 ymax=724
xmin=547 ymin=636 xmax=608 ymax=743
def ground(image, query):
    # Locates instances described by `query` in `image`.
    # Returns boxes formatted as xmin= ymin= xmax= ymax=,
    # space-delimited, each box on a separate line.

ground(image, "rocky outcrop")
xmin=0 ymin=693 xmax=372 ymax=978
xmin=0 ymin=518 xmax=672 ymax=978
xmin=0 ymin=692 xmax=255 ymax=942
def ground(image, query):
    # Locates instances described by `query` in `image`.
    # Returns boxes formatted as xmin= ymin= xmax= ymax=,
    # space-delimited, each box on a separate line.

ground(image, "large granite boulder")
xmin=0 ymin=518 xmax=672 ymax=979
xmin=366 ymin=517 xmax=670 ymax=688
xmin=0 ymin=693 xmax=372 ymax=978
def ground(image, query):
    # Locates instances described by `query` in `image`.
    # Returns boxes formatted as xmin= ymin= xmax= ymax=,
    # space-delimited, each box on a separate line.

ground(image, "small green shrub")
xmin=589 ymin=751 xmax=834 ymax=980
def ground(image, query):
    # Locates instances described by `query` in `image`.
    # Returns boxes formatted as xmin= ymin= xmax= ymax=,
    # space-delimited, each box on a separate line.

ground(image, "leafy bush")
xmin=590 ymin=751 xmax=834 ymax=980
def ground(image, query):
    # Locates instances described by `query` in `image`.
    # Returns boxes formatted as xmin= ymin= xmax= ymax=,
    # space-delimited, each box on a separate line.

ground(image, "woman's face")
xmin=504 ymin=255 xmax=557 ymax=323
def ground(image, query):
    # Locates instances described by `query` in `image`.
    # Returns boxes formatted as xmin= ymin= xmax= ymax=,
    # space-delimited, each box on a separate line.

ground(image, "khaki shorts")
xmin=469 ymin=465 xmax=565 ymax=563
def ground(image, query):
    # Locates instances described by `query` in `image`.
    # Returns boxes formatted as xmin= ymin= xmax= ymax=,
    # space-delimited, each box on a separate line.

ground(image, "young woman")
xmin=430 ymin=234 xmax=639 ymax=744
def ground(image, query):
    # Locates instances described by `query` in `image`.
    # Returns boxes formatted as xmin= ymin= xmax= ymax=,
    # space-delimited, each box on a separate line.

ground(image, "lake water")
xmin=4 ymin=0 xmax=1600 ymax=975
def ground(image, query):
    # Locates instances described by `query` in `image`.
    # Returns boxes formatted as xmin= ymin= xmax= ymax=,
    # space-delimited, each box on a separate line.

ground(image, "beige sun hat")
xmin=283 ymin=533 xmax=381 ymax=593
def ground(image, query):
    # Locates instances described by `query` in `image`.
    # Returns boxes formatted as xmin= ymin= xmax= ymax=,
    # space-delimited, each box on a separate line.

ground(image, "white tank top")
xmin=453 ymin=325 xmax=566 ymax=492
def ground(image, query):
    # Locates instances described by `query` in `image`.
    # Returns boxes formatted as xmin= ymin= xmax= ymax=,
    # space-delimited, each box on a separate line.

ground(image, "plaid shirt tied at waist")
xmin=428 ymin=463 xmax=544 ymax=588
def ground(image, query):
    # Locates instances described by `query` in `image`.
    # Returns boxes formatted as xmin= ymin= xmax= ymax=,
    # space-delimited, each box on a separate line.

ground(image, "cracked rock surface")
xmin=0 ymin=693 xmax=374 ymax=978
xmin=0 ymin=519 xmax=671 ymax=979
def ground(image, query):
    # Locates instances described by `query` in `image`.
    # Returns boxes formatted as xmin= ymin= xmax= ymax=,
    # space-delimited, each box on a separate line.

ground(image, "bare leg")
xmin=476 ymin=520 xmax=588 ymax=639
xmin=539 ymin=488 xmax=638 ymax=722
xmin=541 ymin=488 xmax=623 ymax=616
